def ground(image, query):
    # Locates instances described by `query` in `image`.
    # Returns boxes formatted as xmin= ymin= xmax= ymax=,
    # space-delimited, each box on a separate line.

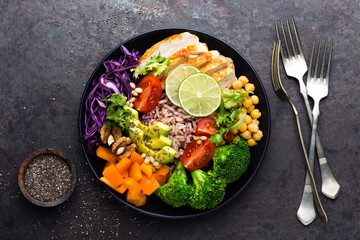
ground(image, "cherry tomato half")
xmin=181 ymin=139 xmax=215 ymax=171
xmin=134 ymin=76 xmax=162 ymax=113
xmin=195 ymin=118 xmax=218 ymax=137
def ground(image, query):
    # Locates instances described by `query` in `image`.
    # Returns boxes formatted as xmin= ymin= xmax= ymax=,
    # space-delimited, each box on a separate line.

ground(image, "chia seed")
xmin=24 ymin=154 xmax=72 ymax=202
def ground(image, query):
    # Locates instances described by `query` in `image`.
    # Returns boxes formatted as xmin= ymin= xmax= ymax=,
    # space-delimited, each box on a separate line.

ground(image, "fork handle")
xmin=298 ymin=77 xmax=340 ymax=199
xmin=306 ymin=103 xmax=327 ymax=223
xmin=290 ymin=101 xmax=327 ymax=225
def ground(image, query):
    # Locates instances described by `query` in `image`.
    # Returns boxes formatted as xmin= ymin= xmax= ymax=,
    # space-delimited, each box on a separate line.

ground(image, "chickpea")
xmin=241 ymin=107 xmax=247 ymax=113
xmin=247 ymin=104 xmax=255 ymax=113
xmin=243 ymin=98 xmax=252 ymax=108
xmin=239 ymin=123 xmax=248 ymax=132
xmin=236 ymin=112 xmax=246 ymax=121
xmin=244 ymin=114 xmax=253 ymax=125
xmin=247 ymin=138 xmax=257 ymax=147
xmin=230 ymin=127 xmax=239 ymax=135
xmin=250 ymin=109 xmax=261 ymax=119
xmin=233 ymin=135 xmax=241 ymax=141
xmin=240 ymin=130 xmax=252 ymax=140
xmin=252 ymin=119 xmax=260 ymax=125
xmin=238 ymin=75 xmax=249 ymax=85
xmin=245 ymin=83 xmax=255 ymax=92
xmin=253 ymin=130 xmax=263 ymax=141
xmin=232 ymin=80 xmax=243 ymax=90
xmin=247 ymin=123 xmax=259 ymax=133
xmin=251 ymin=95 xmax=259 ymax=105
xmin=222 ymin=88 xmax=231 ymax=93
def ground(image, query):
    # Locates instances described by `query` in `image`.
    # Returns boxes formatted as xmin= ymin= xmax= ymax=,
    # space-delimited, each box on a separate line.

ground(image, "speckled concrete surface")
xmin=1 ymin=0 xmax=359 ymax=239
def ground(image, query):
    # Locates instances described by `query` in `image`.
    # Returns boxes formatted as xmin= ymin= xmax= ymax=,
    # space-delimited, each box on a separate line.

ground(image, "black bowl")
xmin=79 ymin=28 xmax=271 ymax=218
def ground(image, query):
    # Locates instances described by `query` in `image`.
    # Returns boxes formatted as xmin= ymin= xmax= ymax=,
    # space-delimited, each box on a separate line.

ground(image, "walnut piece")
xmin=111 ymin=126 xmax=122 ymax=141
xmin=118 ymin=143 xmax=136 ymax=159
xmin=111 ymin=136 xmax=132 ymax=153
xmin=100 ymin=125 xmax=111 ymax=144
xmin=99 ymin=124 xmax=135 ymax=158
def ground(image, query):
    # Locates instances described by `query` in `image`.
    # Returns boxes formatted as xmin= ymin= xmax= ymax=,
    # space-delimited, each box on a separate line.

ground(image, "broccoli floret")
xmin=189 ymin=169 xmax=226 ymax=210
xmin=209 ymin=139 xmax=250 ymax=183
xmin=155 ymin=161 xmax=192 ymax=208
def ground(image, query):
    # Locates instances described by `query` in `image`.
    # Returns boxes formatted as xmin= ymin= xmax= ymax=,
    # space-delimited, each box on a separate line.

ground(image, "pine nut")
xmin=194 ymin=136 xmax=200 ymax=140
xmin=129 ymin=103 xmax=134 ymax=108
xmin=155 ymin=163 xmax=162 ymax=169
xmin=141 ymin=153 xmax=146 ymax=158
xmin=131 ymin=90 xmax=138 ymax=96
xmin=130 ymin=82 xmax=136 ymax=89
xmin=150 ymin=156 xmax=155 ymax=163
xmin=134 ymin=88 xmax=143 ymax=93
xmin=196 ymin=140 xmax=202 ymax=145
xmin=144 ymin=158 xmax=150 ymax=164
xmin=153 ymin=161 xmax=160 ymax=167
xmin=129 ymin=97 xmax=136 ymax=103
xmin=200 ymin=136 xmax=207 ymax=141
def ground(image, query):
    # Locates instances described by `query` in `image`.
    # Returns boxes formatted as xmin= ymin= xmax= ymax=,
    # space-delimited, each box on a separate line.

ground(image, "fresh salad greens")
xmin=102 ymin=93 xmax=133 ymax=129
xmin=131 ymin=52 xmax=170 ymax=79
xmin=209 ymin=90 xmax=250 ymax=145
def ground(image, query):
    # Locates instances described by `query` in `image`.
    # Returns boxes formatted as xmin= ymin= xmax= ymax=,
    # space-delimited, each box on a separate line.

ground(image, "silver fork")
xmin=271 ymin=41 xmax=328 ymax=225
xmin=298 ymin=38 xmax=333 ymax=224
xmin=275 ymin=17 xmax=340 ymax=199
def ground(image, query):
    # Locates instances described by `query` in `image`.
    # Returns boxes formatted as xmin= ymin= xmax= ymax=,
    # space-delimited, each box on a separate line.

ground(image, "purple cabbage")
xmin=83 ymin=46 xmax=141 ymax=153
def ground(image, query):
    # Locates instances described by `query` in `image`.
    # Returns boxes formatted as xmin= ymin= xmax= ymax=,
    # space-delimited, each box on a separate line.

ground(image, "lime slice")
xmin=165 ymin=66 xmax=200 ymax=107
xmin=178 ymin=73 xmax=221 ymax=117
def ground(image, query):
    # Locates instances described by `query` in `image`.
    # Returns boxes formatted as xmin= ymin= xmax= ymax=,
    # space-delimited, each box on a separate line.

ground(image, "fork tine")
xmin=275 ymin=20 xmax=286 ymax=62
xmin=326 ymin=39 xmax=333 ymax=80
xmin=314 ymin=38 xmax=322 ymax=78
xmin=319 ymin=38 xmax=328 ymax=79
xmin=286 ymin=16 xmax=297 ymax=57
xmin=291 ymin=16 xmax=304 ymax=57
xmin=280 ymin=18 xmax=291 ymax=58
xmin=307 ymin=38 xmax=317 ymax=79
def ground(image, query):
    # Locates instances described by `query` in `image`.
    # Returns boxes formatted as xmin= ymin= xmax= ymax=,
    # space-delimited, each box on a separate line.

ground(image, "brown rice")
xmin=142 ymin=94 xmax=202 ymax=160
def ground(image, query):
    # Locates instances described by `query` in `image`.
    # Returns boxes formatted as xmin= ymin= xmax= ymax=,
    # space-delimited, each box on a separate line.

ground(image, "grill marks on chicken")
xmin=138 ymin=32 xmax=240 ymax=89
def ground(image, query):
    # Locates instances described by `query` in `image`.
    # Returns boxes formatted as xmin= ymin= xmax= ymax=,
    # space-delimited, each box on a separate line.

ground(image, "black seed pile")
xmin=24 ymin=154 xmax=72 ymax=202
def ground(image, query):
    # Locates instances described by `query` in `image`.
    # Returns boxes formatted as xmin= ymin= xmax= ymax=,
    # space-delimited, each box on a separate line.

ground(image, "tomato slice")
xmin=133 ymin=76 xmax=162 ymax=113
xmin=181 ymin=140 xmax=215 ymax=171
xmin=195 ymin=118 xmax=218 ymax=137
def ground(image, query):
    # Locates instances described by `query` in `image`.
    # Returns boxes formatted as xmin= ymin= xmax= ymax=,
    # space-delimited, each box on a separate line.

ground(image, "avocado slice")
xmin=147 ymin=135 xmax=172 ymax=149
xmin=148 ymin=122 xmax=172 ymax=137
xmin=127 ymin=123 xmax=177 ymax=164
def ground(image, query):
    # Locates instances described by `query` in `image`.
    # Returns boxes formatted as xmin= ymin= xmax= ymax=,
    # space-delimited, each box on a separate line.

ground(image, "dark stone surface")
xmin=1 ymin=0 xmax=359 ymax=239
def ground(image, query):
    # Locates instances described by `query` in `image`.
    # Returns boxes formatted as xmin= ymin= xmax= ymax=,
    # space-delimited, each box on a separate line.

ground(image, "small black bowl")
xmin=18 ymin=148 xmax=77 ymax=207
xmin=78 ymin=28 xmax=271 ymax=218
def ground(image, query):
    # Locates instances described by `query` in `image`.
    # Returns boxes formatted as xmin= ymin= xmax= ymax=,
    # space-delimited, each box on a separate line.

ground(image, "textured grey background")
xmin=1 ymin=0 xmax=359 ymax=239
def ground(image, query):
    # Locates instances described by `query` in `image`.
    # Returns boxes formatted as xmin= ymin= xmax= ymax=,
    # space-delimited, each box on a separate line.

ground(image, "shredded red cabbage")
xmin=83 ymin=46 xmax=141 ymax=153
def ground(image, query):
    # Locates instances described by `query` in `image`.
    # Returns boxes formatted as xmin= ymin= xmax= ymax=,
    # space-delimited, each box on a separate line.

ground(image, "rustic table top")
xmin=1 ymin=0 xmax=359 ymax=239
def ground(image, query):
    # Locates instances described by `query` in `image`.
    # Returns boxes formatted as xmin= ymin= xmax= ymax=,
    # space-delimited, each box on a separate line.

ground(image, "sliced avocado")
xmin=148 ymin=146 xmax=177 ymax=164
xmin=127 ymin=123 xmax=177 ymax=164
xmin=147 ymin=135 xmax=172 ymax=149
xmin=148 ymin=122 xmax=172 ymax=137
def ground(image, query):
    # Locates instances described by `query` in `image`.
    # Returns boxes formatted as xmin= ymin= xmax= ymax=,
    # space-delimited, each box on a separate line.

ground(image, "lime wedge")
xmin=165 ymin=66 xmax=200 ymax=107
xmin=178 ymin=73 xmax=221 ymax=117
